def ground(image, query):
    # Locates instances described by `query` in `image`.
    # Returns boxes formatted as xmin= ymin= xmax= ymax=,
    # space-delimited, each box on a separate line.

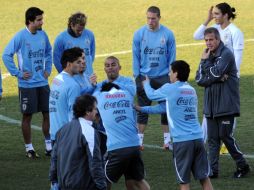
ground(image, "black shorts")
xmin=19 ymin=85 xmax=50 ymax=114
xmin=173 ymin=139 xmax=210 ymax=184
xmin=105 ymin=146 xmax=145 ymax=183
xmin=136 ymin=75 xmax=169 ymax=125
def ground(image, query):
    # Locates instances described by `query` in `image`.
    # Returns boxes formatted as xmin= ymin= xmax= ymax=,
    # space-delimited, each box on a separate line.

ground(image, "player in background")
xmin=49 ymin=47 xmax=82 ymax=143
xmin=193 ymin=2 xmax=243 ymax=154
xmin=136 ymin=60 xmax=213 ymax=190
xmin=133 ymin=6 xmax=176 ymax=150
xmin=2 ymin=7 xmax=52 ymax=158
xmin=53 ymin=12 xmax=95 ymax=76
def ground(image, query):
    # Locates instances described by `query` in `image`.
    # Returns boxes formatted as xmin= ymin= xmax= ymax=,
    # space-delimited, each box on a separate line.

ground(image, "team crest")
xmin=85 ymin=39 xmax=90 ymax=45
xmin=160 ymin=37 xmax=166 ymax=45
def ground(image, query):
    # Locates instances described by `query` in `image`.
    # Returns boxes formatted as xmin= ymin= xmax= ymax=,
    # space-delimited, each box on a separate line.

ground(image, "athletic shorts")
xmin=105 ymin=146 xmax=145 ymax=183
xmin=136 ymin=74 xmax=169 ymax=125
xmin=19 ymin=85 xmax=50 ymax=114
xmin=173 ymin=139 xmax=210 ymax=184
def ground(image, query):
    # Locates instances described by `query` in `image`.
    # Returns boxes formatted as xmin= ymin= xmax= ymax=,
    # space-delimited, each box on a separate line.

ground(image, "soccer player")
xmin=53 ymin=12 xmax=95 ymax=76
xmin=136 ymin=60 xmax=213 ymax=190
xmin=49 ymin=47 xmax=82 ymax=143
xmin=2 ymin=7 xmax=52 ymax=158
xmin=132 ymin=6 xmax=176 ymax=150
xmin=95 ymin=56 xmax=136 ymax=96
xmin=196 ymin=27 xmax=250 ymax=178
xmin=49 ymin=94 xmax=107 ymax=190
xmin=73 ymin=51 xmax=97 ymax=95
xmin=193 ymin=3 xmax=244 ymax=153
xmin=93 ymin=82 xmax=150 ymax=190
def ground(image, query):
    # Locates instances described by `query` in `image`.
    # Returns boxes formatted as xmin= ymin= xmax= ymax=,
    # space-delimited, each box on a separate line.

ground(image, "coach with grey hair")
xmin=196 ymin=27 xmax=250 ymax=179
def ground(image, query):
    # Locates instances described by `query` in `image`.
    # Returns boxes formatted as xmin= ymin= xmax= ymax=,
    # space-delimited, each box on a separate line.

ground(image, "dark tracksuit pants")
xmin=207 ymin=115 xmax=247 ymax=175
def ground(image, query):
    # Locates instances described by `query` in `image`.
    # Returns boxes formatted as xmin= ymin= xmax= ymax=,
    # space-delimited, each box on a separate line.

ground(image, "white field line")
xmin=1 ymin=38 xmax=254 ymax=159
xmin=95 ymin=38 xmax=254 ymax=58
xmin=0 ymin=114 xmax=41 ymax=130
xmin=143 ymin=144 xmax=254 ymax=159
xmin=1 ymin=39 xmax=254 ymax=77
xmin=0 ymin=114 xmax=254 ymax=159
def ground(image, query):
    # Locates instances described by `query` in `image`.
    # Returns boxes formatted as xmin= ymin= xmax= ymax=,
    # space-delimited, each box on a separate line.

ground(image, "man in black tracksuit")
xmin=196 ymin=27 xmax=250 ymax=178
xmin=49 ymin=95 xmax=107 ymax=190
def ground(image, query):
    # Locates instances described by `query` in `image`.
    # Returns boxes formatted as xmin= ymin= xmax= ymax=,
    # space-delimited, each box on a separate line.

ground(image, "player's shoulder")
xmin=134 ymin=25 xmax=147 ymax=36
xmin=228 ymin=23 xmax=243 ymax=35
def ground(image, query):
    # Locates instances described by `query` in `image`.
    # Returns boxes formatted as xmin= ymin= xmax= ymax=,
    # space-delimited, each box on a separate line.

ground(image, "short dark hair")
xmin=204 ymin=27 xmax=221 ymax=40
xmin=171 ymin=60 xmax=190 ymax=82
xmin=25 ymin=7 xmax=44 ymax=25
xmin=101 ymin=82 xmax=120 ymax=92
xmin=216 ymin=2 xmax=236 ymax=20
xmin=147 ymin=6 xmax=161 ymax=17
xmin=73 ymin=95 xmax=97 ymax=118
xmin=61 ymin=47 xmax=83 ymax=69
xmin=68 ymin=12 xmax=87 ymax=29
xmin=105 ymin=56 xmax=120 ymax=65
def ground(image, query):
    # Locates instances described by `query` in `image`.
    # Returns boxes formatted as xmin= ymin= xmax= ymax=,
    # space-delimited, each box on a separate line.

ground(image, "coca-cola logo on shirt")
xmin=104 ymin=100 xmax=130 ymax=110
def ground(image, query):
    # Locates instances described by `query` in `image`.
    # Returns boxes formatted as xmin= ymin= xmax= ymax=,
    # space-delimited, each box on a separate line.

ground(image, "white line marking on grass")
xmin=143 ymin=144 xmax=254 ymax=159
xmin=0 ymin=114 xmax=41 ymax=131
xmin=95 ymin=38 xmax=254 ymax=58
xmin=1 ymin=114 xmax=254 ymax=159
xmin=2 ymin=73 xmax=11 ymax=79
xmin=1 ymin=39 xmax=254 ymax=78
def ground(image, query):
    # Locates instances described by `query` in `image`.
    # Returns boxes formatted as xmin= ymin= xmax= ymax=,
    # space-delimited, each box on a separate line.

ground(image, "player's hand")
xmin=221 ymin=74 xmax=228 ymax=81
xmin=90 ymin=73 xmax=97 ymax=86
xmin=201 ymin=48 xmax=210 ymax=60
xmin=22 ymin=72 xmax=31 ymax=80
xmin=142 ymin=75 xmax=150 ymax=86
xmin=44 ymin=71 xmax=49 ymax=79
xmin=134 ymin=104 xmax=141 ymax=112
xmin=204 ymin=6 xmax=213 ymax=26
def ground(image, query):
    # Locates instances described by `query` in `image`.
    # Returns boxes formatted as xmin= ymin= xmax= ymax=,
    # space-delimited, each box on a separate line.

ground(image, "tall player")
xmin=53 ymin=12 xmax=95 ymax=76
xmin=133 ymin=6 xmax=176 ymax=150
xmin=49 ymin=48 xmax=82 ymax=143
xmin=2 ymin=7 xmax=52 ymax=158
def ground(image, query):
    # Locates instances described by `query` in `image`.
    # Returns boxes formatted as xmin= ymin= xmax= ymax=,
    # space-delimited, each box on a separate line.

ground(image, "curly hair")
xmin=68 ymin=12 xmax=87 ymax=29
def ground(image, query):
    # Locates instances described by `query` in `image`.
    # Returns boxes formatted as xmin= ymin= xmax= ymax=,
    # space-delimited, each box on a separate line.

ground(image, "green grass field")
xmin=0 ymin=0 xmax=254 ymax=189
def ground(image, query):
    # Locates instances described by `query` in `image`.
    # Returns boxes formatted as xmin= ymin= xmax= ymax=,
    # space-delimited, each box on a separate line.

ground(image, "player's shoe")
xmin=26 ymin=150 xmax=40 ymax=159
xmin=45 ymin=149 xmax=52 ymax=157
xmin=220 ymin=143 xmax=229 ymax=155
xmin=163 ymin=142 xmax=173 ymax=151
xmin=233 ymin=164 xmax=250 ymax=178
xmin=140 ymin=145 xmax=144 ymax=151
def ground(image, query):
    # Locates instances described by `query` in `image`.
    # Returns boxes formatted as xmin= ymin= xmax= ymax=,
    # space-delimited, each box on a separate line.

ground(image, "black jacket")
xmin=196 ymin=42 xmax=240 ymax=118
xmin=49 ymin=119 xmax=107 ymax=190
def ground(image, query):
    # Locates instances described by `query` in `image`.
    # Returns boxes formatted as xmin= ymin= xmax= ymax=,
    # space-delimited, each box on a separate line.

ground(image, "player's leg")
xmin=206 ymin=118 xmax=220 ymax=178
xmin=136 ymin=75 xmax=151 ymax=150
xmin=19 ymin=87 xmax=39 ymax=158
xmin=218 ymin=115 xmax=250 ymax=178
xmin=192 ymin=139 xmax=213 ymax=190
xmin=38 ymin=85 xmax=52 ymax=155
xmin=104 ymin=148 xmax=126 ymax=189
xmin=124 ymin=146 xmax=150 ymax=190
xmin=173 ymin=141 xmax=193 ymax=190
xmin=200 ymin=178 xmax=213 ymax=190
xmin=150 ymin=75 xmax=172 ymax=149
